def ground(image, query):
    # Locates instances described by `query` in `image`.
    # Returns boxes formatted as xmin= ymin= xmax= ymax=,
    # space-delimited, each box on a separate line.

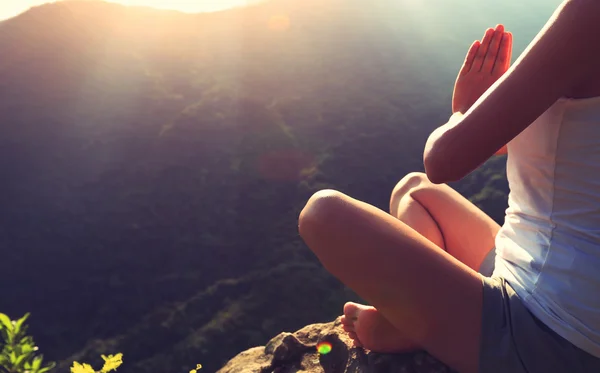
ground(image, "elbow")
xmin=425 ymin=172 xmax=447 ymax=185
xmin=423 ymin=159 xmax=447 ymax=185
xmin=423 ymin=126 xmax=469 ymax=184
xmin=423 ymin=153 xmax=461 ymax=185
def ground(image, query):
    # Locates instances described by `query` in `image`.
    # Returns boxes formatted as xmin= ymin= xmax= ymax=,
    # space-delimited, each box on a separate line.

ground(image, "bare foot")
xmin=340 ymin=302 xmax=420 ymax=353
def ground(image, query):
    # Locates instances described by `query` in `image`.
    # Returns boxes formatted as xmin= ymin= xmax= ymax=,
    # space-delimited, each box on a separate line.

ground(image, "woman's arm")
xmin=442 ymin=112 xmax=509 ymax=156
xmin=424 ymin=0 xmax=600 ymax=184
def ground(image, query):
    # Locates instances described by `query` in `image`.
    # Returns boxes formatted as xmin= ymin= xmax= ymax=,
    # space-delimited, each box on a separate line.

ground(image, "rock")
xmin=217 ymin=317 xmax=456 ymax=373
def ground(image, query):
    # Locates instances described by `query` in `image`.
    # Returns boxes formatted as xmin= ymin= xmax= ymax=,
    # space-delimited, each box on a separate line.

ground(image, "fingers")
xmin=458 ymin=40 xmax=481 ymax=77
xmin=459 ymin=25 xmax=513 ymax=78
xmin=471 ymin=27 xmax=495 ymax=71
xmin=492 ymin=31 xmax=513 ymax=75
xmin=482 ymin=25 xmax=505 ymax=72
xmin=508 ymin=32 xmax=513 ymax=66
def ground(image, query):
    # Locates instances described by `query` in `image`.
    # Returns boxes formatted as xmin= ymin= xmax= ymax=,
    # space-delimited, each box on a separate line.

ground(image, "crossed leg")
xmin=298 ymin=172 xmax=500 ymax=373
xmin=389 ymin=172 xmax=499 ymax=270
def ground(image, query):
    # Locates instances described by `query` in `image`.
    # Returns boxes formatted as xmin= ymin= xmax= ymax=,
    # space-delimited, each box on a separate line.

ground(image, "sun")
xmin=113 ymin=0 xmax=263 ymax=13
xmin=1 ymin=0 xmax=264 ymax=21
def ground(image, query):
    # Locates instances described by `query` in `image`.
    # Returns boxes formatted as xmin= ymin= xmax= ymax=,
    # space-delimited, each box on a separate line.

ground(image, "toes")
xmin=340 ymin=315 xmax=351 ymax=326
xmin=343 ymin=302 xmax=361 ymax=320
xmin=347 ymin=331 xmax=364 ymax=348
xmin=342 ymin=323 xmax=355 ymax=333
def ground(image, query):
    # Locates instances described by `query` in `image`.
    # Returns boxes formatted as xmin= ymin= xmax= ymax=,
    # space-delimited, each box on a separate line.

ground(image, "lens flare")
xmin=316 ymin=341 xmax=332 ymax=355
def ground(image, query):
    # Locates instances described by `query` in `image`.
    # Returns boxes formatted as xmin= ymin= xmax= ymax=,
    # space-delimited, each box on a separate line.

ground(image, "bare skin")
xmin=299 ymin=3 xmax=600 ymax=372
xmin=339 ymin=24 xmax=511 ymax=354
xmin=300 ymin=187 xmax=486 ymax=373
xmin=452 ymin=26 xmax=513 ymax=114
xmin=340 ymin=173 xmax=501 ymax=352
xmin=338 ymin=11 xmax=600 ymax=353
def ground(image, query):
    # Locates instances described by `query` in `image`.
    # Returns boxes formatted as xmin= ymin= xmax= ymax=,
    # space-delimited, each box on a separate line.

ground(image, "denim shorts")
xmin=477 ymin=248 xmax=600 ymax=372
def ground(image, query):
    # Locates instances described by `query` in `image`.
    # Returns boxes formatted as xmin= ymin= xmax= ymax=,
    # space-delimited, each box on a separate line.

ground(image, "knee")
xmin=391 ymin=172 xmax=431 ymax=200
xmin=298 ymin=189 xmax=347 ymax=241
xmin=390 ymin=172 xmax=433 ymax=213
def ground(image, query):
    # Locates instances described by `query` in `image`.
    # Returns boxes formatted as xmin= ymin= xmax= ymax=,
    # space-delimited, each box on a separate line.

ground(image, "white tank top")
xmin=494 ymin=96 xmax=600 ymax=358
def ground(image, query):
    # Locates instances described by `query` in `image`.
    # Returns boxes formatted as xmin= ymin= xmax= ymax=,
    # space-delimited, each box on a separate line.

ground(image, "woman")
xmin=298 ymin=0 xmax=600 ymax=372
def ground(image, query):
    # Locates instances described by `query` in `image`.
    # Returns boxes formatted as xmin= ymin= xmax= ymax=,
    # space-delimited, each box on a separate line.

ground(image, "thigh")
xmin=300 ymin=190 xmax=484 ymax=373
xmin=391 ymin=172 xmax=500 ymax=271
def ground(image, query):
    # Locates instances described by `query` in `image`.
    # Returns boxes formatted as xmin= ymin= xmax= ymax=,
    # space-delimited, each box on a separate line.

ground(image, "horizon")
xmin=0 ymin=0 xmax=265 ymax=21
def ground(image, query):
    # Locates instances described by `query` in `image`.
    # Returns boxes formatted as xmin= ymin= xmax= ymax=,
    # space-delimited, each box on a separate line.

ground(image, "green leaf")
xmin=0 ymin=314 xmax=12 ymax=332
xmin=15 ymin=354 xmax=27 ymax=368
xmin=14 ymin=313 xmax=30 ymax=335
xmin=37 ymin=361 xmax=56 ymax=373
xmin=32 ymin=356 xmax=42 ymax=371
xmin=20 ymin=342 xmax=34 ymax=355
xmin=0 ymin=312 xmax=56 ymax=373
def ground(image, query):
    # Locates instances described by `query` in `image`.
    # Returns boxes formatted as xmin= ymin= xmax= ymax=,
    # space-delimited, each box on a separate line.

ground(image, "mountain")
xmin=0 ymin=0 xmax=561 ymax=372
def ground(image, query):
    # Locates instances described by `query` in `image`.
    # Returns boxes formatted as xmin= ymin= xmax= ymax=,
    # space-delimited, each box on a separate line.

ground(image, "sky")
xmin=0 ymin=0 xmax=263 ymax=21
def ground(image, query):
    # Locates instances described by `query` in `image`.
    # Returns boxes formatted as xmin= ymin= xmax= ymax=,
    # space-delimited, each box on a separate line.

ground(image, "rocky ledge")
xmin=217 ymin=317 xmax=456 ymax=373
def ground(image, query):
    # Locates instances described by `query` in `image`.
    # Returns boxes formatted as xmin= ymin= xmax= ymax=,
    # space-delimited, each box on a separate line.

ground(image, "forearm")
xmin=424 ymin=112 xmax=507 ymax=183
xmin=423 ymin=112 xmax=464 ymax=164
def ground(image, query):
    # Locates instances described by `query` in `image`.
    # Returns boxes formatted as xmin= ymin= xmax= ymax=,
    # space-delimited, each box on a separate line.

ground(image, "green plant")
xmin=0 ymin=311 xmax=124 ymax=373
xmin=70 ymin=354 xmax=123 ymax=373
xmin=0 ymin=313 xmax=55 ymax=373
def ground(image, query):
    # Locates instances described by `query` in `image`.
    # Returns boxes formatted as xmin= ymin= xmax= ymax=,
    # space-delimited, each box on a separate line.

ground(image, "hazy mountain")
xmin=0 ymin=0 xmax=561 ymax=371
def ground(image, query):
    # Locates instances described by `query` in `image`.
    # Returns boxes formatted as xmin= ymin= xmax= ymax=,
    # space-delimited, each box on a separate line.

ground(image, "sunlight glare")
xmin=268 ymin=14 xmax=291 ymax=32
xmin=113 ymin=0 xmax=263 ymax=13
xmin=0 ymin=0 xmax=266 ymax=21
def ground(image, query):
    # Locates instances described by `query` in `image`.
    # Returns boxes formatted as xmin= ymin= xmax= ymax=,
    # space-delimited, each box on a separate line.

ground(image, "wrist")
xmin=446 ymin=111 xmax=464 ymax=130
xmin=450 ymin=111 xmax=464 ymax=121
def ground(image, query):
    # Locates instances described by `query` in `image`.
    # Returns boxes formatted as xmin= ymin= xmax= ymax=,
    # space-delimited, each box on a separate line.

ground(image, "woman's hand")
xmin=426 ymin=1 xmax=600 ymax=183
xmin=452 ymin=25 xmax=513 ymax=114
